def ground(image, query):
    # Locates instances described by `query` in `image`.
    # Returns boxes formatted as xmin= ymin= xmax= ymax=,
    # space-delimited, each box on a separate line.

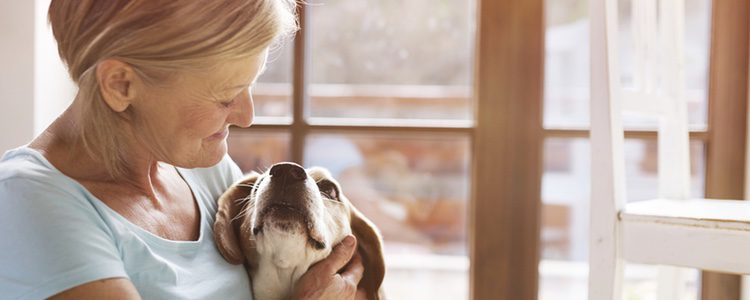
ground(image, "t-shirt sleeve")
xmin=0 ymin=178 xmax=128 ymax=300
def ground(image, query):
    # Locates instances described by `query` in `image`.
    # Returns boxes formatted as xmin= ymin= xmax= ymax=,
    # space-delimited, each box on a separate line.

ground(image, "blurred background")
xmin=1 ymin=0 xmax=742 ymax=299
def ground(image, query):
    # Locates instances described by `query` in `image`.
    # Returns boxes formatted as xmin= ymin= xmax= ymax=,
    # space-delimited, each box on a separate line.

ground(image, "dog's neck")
xmin=250 ymin=232 xmax=330 ymax=300
xmin=251 ymin=258 xmax=311 ymax=300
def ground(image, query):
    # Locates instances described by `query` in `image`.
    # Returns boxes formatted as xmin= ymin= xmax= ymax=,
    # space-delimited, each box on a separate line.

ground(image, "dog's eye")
xmin=317 ymin=180 xmax=339 ymax=201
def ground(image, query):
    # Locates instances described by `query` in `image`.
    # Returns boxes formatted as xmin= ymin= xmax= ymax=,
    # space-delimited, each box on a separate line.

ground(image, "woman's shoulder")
xmin=1 ymin=146 xmax=55 ymax=179
xmin=0 ymin=147 xmax=128 ymax=300
xmin=0 ymin=146 xmax=86 ymax=202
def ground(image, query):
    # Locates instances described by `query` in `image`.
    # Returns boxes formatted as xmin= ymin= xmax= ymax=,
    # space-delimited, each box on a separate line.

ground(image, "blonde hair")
xmin=48 ymin=0 xmax=297 ymax=178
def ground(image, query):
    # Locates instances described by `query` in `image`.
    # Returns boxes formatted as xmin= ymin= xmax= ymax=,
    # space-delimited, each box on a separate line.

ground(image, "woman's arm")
xmin=48 ymin=278 xmax=141 ymax=300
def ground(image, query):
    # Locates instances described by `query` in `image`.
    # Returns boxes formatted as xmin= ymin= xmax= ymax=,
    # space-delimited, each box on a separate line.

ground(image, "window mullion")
xmin=291 ymin=4 xmax=309 ymax=164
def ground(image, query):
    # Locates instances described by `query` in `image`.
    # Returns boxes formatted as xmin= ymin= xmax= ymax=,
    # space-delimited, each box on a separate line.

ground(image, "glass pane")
xmin=544 ymin=0 xmax=589 ymax=129
xmin=684 ymin=0 xmax=712 ymax=129
xmin=539 ymin=137 xmax=704 ymax=300
xmin=227 ymin=130 xmax=291 ymax=173
xmin=543 ymin=0 xmax=711 ymax=129
xmin=305 ymin=133 xmax=470 ymax=300
xmin=621 ymin=265 xmax=700 ymax=300
xmin=623 ymin=139 xmax=705 ymax=203
xmin=308 ymin=0 xmax=475 ymax=122
xmin=253 ymin=41 xmax=293 ymax=121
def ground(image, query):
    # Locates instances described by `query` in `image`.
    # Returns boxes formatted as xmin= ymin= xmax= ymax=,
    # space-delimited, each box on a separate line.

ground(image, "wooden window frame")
xmin=472 ymin=1 xmax=543 ymax=299
xmin=700 ymin=0 xmax=749 ymax=299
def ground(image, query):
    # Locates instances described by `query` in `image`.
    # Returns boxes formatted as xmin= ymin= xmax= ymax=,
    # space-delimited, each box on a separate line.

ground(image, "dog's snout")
xmin=270 ymin=163 xmax=307 ymax=182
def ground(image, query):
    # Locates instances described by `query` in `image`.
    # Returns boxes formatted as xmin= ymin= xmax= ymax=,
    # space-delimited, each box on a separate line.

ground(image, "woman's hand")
xmin=292 ymin=235 xmax=365 ymax=300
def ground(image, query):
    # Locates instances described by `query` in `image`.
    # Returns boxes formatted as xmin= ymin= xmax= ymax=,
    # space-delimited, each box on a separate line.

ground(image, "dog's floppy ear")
xmin=350 ymin=203 xmax=386 ymax=299
xmin=214 ymin=172 xmax=260 ymax=265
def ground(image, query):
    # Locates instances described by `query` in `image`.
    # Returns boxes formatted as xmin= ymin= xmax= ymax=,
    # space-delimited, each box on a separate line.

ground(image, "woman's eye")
xmin=220 ymin=89 xmax=247 ymax=108
xmin=220 ymin=99 xmax=235 ymax=108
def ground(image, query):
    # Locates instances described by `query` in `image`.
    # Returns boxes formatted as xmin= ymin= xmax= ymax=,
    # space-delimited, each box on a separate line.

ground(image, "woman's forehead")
xmin=212 ymin=53 xmax=268 ymax=88
xmin=183 ymin=52 xmax=266 ymax=92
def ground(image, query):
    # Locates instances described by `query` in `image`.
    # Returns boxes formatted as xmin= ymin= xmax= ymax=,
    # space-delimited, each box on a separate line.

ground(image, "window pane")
xmin=623 ymin=139 xmax=705 ymax=203
xmin=544 ymin=0 xmax=711 ymax=130
xmin=308 ymin=0 xmax=475 ymax=122
xmin=253 ymin=42 xmax=293 ymax=122
xmin=305 ymin=133 xmax=470 ymax=299
xmin=227 ymin=130 xmax=291 ymax=173
xmin=540 ymin=137 xmax=704 ymax=300
xmin=544 ymin=0 xmax=588 ymax=129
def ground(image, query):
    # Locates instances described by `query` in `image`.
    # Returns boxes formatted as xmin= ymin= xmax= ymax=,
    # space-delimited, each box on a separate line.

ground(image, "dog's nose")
xmin=269 ymin=163 xmax=307 ymax=182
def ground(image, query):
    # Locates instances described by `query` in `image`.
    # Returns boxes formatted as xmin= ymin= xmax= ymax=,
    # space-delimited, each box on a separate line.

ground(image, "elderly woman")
xmin=0 ymin=1 xmax=364 ymax=299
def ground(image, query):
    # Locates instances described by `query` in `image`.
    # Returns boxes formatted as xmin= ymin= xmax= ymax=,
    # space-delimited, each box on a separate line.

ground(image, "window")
xmin=228 ymin=0 xmax=476 ymax=298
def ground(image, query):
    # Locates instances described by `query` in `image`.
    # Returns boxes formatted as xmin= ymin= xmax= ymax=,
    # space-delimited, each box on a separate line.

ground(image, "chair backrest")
xmin=590 ymin=1 xmax=690 ymax=299
xmin=591 ymin=0 xmax=690 ymax=207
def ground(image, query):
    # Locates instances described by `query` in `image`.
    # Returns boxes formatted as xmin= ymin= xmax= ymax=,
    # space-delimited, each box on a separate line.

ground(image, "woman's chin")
xmin=175 ymin=142 xmax=227 ymax=168
xmin=200 ymin=142 xmax=228 ymax=167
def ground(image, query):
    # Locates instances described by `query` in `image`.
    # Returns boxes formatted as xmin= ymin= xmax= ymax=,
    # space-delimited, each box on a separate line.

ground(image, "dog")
xmin=213 ymin=162 xmax=385 ymax=300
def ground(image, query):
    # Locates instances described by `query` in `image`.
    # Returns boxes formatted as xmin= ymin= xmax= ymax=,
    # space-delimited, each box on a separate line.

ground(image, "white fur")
xmin=252 ymin=227 xmax=325 ymax=300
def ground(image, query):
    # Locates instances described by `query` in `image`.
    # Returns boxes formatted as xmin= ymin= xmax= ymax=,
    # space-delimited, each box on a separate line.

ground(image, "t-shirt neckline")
xmin=15 ymin=146 xmax=208 ymax=249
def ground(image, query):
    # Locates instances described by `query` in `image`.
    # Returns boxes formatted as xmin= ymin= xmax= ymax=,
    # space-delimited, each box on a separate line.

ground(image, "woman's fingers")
xmin=313 ymin=235 xmax=357 ymax=276
xmin=340 ymin=250 xmax=364 ymax=286
xmin=291 ymin=235 xmax=363 ymax=299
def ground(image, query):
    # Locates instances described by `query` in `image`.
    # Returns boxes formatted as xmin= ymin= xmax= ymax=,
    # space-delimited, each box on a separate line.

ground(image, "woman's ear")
xmin=214 ymin=172 xmax=260 ymax=265
xmin=349 ymin=203 xmax=386 ymax=300
xmin=96 ymin=59 xmax=137 ymax=112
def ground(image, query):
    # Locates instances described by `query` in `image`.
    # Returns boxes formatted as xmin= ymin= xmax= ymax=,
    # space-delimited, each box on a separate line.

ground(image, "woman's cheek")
xmin=183 ymin=107 xmax=223 ymax=135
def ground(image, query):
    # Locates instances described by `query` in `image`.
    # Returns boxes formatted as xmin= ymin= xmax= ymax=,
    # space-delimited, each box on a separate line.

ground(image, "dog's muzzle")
xmin=253 ymin=163 xmax=326 ymax=249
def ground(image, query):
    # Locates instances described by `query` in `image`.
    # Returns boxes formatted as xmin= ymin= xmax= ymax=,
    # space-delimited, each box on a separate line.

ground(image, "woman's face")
xmin=130 ymin=50 xmax=268 ymax=168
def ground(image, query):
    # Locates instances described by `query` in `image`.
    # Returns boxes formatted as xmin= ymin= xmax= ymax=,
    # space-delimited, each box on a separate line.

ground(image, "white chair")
xmin=589 ymin=0 xmax=750 ymax=299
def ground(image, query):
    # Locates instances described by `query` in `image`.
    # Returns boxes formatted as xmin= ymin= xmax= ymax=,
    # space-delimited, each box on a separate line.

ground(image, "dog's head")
xmin=214 ymin=162 xmax=385 ymax=299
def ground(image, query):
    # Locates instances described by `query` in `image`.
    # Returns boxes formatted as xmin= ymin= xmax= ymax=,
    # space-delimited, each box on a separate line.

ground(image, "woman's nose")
xmin=229 ymin=89 xmax=254 ymax=128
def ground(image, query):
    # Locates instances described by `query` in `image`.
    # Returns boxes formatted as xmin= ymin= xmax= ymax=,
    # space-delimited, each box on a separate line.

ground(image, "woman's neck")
xmin=30 ymin=101 xmax=167 ymax=200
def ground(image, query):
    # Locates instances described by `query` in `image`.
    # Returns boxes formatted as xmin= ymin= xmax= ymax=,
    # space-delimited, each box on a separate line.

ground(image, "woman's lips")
xmin=208 ymin=128 xmax=229 ymax=140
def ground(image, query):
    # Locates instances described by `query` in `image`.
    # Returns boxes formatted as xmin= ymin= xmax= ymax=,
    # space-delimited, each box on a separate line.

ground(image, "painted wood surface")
xmin=588 ymin=0 xmax=625 ymax=298
xmin=587 ymin=0 xmax=741 ymax=299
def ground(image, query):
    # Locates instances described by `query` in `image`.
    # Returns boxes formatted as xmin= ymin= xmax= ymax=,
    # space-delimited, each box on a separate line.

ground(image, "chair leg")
xmin=741 ymin=276 xmax=750 ymax=300
xmin=589 ymin=238 xmax=624 ymax=300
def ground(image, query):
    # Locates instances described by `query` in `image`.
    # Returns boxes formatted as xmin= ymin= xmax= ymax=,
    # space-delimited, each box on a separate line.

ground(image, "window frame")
xmin=700 ymin=0 xmax=749 ymax=299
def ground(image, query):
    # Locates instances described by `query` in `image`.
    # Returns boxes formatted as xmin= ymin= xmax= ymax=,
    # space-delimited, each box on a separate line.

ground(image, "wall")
xmin=34 ymin=0 xmax=75 ymax=136
xmin=0 ymin=0 xmax=76 ymax=154
xmin=0 ymin=1 xmax=35 ymax=153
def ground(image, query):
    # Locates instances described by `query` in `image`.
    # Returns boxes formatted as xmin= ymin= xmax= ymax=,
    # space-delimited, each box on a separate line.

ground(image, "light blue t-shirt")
xmin=0 ymin=147 xmax=253 ymax=300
